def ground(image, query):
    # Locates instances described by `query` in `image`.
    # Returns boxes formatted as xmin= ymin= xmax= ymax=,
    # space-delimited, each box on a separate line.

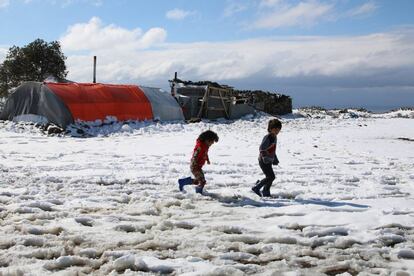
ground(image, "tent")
xmin=0 ymin=82 xmax=184 ymax=129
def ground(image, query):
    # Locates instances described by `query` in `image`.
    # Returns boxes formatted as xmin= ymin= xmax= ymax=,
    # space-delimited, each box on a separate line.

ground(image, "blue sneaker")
xmin=178 ymin=177 xmax=192 ymax=191
xmin=195 ymin=186 xmax=203 ymax=194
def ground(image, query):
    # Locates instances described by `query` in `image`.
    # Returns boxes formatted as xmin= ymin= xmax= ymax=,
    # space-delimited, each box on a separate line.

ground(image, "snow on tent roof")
xmin=0 ymin=82 xmax=184 ymax=129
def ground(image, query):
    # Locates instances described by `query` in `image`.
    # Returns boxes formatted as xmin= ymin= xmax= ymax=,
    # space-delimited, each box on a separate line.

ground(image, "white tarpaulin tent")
xmin=140 ymin=86 xmax=184 ymax=121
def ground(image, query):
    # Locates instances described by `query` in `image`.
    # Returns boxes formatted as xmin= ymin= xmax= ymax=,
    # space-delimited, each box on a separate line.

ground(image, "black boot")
xmin=262 ymin=185 xmax=271 ymax=197
xmin=251 ymin=180 xmax=263 ymax=197
xmin=262 ymin=189 xmax=271 ymax=197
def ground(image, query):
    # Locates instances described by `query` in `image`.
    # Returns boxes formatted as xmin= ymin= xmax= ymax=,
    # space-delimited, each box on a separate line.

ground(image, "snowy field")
xmin=0 ymin=109 xmax=414 ymax=275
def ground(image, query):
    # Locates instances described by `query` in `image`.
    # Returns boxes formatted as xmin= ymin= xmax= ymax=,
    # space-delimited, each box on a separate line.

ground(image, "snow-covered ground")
xmin=0 ymin=110 xmax=413 ymax=275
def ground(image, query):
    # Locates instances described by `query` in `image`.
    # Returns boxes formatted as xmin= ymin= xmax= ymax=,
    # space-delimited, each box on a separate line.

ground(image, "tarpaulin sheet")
xmin=0 ymin=82 xmax=74 ymax=128
xmin=46 ymin=83 xmax=153 ymax=122
xmin=139 ymin=86 xmax=184 ymax=121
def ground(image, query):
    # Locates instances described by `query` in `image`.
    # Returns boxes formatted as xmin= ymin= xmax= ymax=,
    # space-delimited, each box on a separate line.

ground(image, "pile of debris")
xmin=235 ymin=90 xmax=292 ymax=116
xmin=169 ymin=75 xmax=292 ymax=120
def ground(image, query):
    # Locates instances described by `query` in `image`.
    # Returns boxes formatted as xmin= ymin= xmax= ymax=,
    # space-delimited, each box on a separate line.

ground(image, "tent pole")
xmin=171 ymin=72 xmax=177 ymax=96
xmin=93 ymin=56 xmax=97 ymax=83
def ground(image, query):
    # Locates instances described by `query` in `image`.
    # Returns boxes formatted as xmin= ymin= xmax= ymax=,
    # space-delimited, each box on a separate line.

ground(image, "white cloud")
xmin=60 ymin=19 xmax=414 ymax=93
xmin=347 ymin=1 xmax=378 ymax=17
xmin=223 ymin=1 xmax=248 ymax=17
xmin=139 ymin=28 xmax=167 ymax=49
xmin=0 ymin=0 xmax=10 ymax=9
xmin=166 ymin=8 xmax=195 ymax=20
xmin=60 ymin=17 xmax=167 ymax=52
xmin=252 ymin=1 xmax=334 ymax=29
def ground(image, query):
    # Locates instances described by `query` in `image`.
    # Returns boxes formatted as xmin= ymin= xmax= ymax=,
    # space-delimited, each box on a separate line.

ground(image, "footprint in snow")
xmin=381 ymin=175 xmax=398 ymax=185
xmin=75 ymin=217 xmax=94 ymax=227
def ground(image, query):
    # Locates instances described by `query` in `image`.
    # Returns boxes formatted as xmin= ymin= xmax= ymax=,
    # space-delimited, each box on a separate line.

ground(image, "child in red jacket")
xmin=178 ymin=130 xmax=219 ymax=194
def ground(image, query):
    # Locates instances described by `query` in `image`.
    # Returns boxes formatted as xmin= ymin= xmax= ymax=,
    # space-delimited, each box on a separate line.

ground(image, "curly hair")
xmin=198 ymin=130 xmax=219 ymax=143
xmin=268 ymin=119 xmax=282 ymax=132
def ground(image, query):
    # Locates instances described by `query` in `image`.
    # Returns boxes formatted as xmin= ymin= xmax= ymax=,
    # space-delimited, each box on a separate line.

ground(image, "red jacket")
xmin=191 ymin=139 xmax=210 ymax=169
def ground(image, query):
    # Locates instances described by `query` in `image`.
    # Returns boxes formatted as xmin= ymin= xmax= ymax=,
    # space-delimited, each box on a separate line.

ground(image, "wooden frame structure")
xmin=169 ymin=73 xmax=255 ymax=121
xmin=197 ymin=86 xmax=232 ymax=119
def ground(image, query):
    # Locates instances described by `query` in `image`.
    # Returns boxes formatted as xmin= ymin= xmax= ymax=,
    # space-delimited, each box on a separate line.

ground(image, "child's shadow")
xmin=294 ymin=198 xmax=369 ymax=209
xmin=204 ymin=192 xmax=370 ymax=210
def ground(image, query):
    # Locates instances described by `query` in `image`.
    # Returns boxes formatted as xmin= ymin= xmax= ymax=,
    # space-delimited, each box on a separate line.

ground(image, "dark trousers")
xmin=257 ymin=159 xmax=275 ymax=195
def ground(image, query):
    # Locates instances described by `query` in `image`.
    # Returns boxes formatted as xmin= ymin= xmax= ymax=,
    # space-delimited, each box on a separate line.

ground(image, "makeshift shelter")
xmin=169 ymin=78 xmax=255 ymax=120
xmin=169 ymin=74 xmax=292 ymax=119
xmin=0 ymin=82 xmax=184 ymax=129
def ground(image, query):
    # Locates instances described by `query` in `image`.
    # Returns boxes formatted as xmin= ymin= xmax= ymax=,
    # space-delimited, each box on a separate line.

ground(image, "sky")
xmin=0 ymin=0 xmax=414 ymax=110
